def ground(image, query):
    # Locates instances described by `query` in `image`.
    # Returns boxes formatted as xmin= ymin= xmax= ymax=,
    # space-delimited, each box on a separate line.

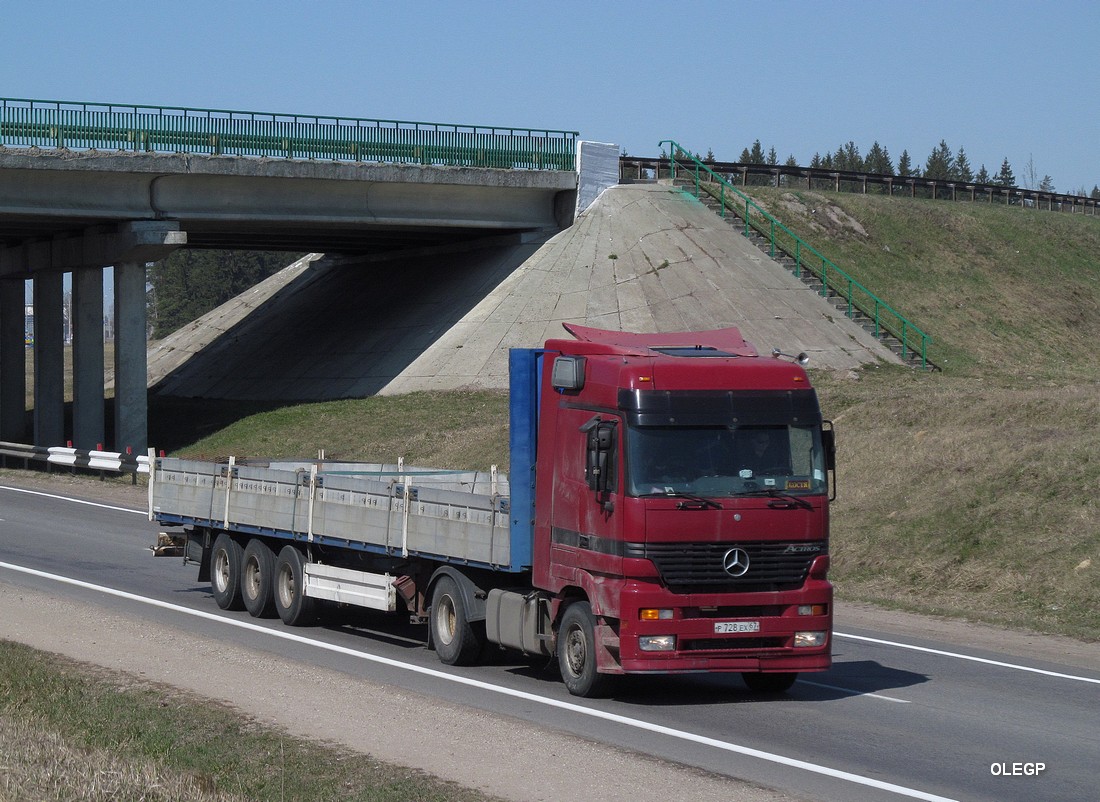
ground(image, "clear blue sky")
xmin=3 ymin=0 xmax=1097 ymax=192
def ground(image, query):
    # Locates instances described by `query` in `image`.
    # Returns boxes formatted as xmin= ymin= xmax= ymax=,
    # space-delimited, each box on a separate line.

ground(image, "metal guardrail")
xmin=659 ymin=140 xmax=932 ymax=369
xmin=622 ymin=156 xmax=1100 ymax=215
xmin=0 ymin=441 xmax=151 ymax=475
xmin=0 ymin=97 xmax=578 ymax=171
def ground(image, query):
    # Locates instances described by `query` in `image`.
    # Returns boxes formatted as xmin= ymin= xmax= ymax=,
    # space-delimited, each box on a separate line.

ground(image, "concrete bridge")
xmin=0 ymin=97 xmax=896 ymax=456
xmin=0 ymin=98 xmax=587 ymax=452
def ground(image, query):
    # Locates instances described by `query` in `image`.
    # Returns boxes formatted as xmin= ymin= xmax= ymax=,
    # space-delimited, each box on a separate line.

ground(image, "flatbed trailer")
xmin=152 ymin=326 xmax=835 ymax=697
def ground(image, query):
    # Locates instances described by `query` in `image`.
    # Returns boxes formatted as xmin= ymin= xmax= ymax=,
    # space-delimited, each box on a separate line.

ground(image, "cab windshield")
xmin=626 ymin=424 xmax=827 ymax=498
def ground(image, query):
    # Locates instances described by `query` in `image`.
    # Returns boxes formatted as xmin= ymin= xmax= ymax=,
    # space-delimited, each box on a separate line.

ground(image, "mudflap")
xmin=186 ymin=529 xmax=213 ymax=583
xmin=594 ymin=618 xmax=624 ymax=675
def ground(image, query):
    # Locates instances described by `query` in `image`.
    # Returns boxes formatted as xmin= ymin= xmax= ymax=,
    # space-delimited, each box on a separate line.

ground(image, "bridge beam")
xmin=72 ymin=266 xmax=104 ymax=449
xmin=0 ymin=279 xmax=26 ymax=442
xmin=113 ymin=260 xmax=147 ymax=454
xmin=32 ymin=270 xmax=65 ymax=447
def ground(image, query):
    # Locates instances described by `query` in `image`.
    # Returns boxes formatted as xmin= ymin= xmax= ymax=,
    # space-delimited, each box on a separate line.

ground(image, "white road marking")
xmin=798 ymin=680 xmax=911 ymax=703
xmin=0 ymin=485 xmax=145 ymax=515
xmin=835 ymin=632 xmax=1100 ymax=685
xmin=0 ymin=560 xmax=956 ymax=802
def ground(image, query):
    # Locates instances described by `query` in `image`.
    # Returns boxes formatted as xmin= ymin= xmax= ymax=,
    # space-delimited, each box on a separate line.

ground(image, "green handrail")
xmin=0 ymin=97 xmax=578 ymax=171
xmin=660 ymin=140 xmax=932 ymax=369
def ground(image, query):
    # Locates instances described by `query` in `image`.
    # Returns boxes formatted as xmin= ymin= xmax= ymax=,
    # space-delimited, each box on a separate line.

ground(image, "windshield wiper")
xmin=732 ymin=488 xmax=814 ymax=510
xmin=648 ymin=490 xmax=723 ymax=510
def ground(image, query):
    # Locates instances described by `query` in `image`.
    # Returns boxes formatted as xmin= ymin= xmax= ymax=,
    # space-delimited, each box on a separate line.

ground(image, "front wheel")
xmin=430 ymin=575 xmax=483 ymax=666
xmin=742 ymin=672 xmax=798 ymax=693
xmin=557 ymin=602 xmax=609 ymax=698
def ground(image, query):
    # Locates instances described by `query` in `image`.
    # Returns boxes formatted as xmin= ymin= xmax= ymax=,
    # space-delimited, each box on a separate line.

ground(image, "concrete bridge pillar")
xmin=72 ymin=267 xmax=105 ymax=449
xmin=32 ymin=270 xmax=65 ymax=447
xmin=0 ymin=221 xmax=182 ymax=453
xmin=0 ymin=279 xmax=27 ymax=442
xmin=113 ymin=260 xmax=148 ymax=454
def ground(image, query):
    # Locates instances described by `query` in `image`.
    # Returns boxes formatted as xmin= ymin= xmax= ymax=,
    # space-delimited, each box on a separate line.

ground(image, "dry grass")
xmin=815 ymin=366 xmax=1100 ymax=637
xmin=0 ymin=716 xmax=245 ymax=802
xmin=0 ymin=641 xmax=501 ymax=802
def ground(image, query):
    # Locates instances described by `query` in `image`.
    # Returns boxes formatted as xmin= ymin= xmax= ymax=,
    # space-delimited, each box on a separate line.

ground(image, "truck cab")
xmin=521 ymin=324 xmax=834 ymax=695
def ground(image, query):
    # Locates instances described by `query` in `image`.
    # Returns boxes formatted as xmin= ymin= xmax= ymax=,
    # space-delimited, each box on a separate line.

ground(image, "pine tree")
xmin=833 ymin=141 xmax=862 ymax=171
xmin=748 ymin=139 xmax=765 ymax=164
xmin=954 ymin=148 xmax=974 ymax=182
xmin=924 ymin=140 xmax=954 ymax=180
xmin=975 ymin=164 xmax=991 ymax=184
xmin=897 ymin=149 xmax=914 ymax=177
xmin=996 ymin=157 xmax=1016 ymax=187
xmin=1039 ymin=175 xmax=1055 ymax=192
xmin=1092 ymin=185 xmax=1100 ymax=199
xmin=149 ymin=250 xmax=302 ymax=338
xmin=739 ymin=146 xmax=752 ymax=163
xmin=704 ymin=148 xmax=716 ymax=164
xmin=767 ymin=147 xmax=778 ymax=166
xmin=784 ymin=155 xmax=798 ymax=167
xmin=865 ymin=141 xmax=893 ymax=175
xmin=809 ymin=152 xmax=823 ymax=169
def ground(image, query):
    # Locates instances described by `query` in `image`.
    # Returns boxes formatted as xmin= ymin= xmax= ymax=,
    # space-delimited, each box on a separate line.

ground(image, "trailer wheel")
xmin=242 ymin=539 xmax=277 ymax=618
xmin=557 ymin=601 xmax=608 ymax=698
xmin=274 ymin=546 xmax=317 ymax=626
xmin=430 ymin=575 xmax=483 ymax=666
xmin=210 ymin=533 xmax=245 ymax=611
xmin=741 ymin=672 xmax=798 ymax=693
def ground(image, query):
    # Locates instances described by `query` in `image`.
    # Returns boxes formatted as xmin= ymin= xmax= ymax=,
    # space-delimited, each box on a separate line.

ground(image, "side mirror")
xmin=822 ymin=423 xmax=836 ymax=471
xmin=822 ymin=421 xmax=837 ymax=501
xmin=581 ymin=416 xmax=617 ymax=494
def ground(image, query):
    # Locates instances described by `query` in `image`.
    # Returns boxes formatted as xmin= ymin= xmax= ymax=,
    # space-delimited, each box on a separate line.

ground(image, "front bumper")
xmin=615 ymin=580 xmax=833 ymax=674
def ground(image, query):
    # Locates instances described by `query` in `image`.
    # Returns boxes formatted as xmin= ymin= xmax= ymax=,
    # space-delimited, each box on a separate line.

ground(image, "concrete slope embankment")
xmin=148 ymin=184 xmax=897 ymax=401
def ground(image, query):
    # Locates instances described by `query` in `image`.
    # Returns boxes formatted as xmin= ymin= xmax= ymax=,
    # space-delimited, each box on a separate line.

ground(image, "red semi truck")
xmin=151 ymin=323 xmax=835 ymax=696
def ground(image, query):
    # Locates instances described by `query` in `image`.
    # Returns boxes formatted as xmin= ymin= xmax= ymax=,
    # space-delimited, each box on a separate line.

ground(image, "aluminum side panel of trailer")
xmin=151 ymin=459 xmax=517 ymax=569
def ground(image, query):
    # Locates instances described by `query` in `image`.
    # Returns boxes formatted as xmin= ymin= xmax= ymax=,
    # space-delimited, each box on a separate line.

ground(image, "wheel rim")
xmin=244 ymin=558 xmax=260 ymax=600
xmin=277 ymin=564 xmax=295 ymax=608
xmin=213 ymin=549 xmax=230 ymax=593
xmin=563 ymin=623 xmax=586 ymax=677
xmin=435 ymin=595 xmax=456 ymax=646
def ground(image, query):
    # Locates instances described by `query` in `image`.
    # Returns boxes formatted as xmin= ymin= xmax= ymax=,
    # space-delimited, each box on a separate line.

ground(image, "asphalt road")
xmin=0 ymin=481 xmax=1096 ymax=802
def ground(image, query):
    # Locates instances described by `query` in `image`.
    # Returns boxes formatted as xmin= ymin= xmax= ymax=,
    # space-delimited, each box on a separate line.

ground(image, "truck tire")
xmin=210 ymin=533 xmax=245 ymax=611
xmin=742 ymin=672 xmax=798 ymax=693
xmin=242 ymin=539 xmax=277 ymax=618
xmin=430 ymin=575 xmax=483 ymax=666
xmin=557 ymin=601 xmax=608 ymax=698
xmin=274 ymin=545 xmax=317 ymax=626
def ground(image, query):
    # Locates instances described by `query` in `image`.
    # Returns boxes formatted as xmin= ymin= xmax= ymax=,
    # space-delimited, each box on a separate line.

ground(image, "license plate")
xmin=714 ymin=621 xmax=760 ymax=634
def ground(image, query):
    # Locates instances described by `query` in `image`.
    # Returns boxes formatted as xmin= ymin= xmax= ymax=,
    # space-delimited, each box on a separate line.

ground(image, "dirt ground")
xmin=2 ymin=470 xmax=1097 ymax=802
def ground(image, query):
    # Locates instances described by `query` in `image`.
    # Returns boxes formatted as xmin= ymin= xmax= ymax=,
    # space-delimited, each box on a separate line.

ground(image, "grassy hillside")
xmin=741 ymin=188 xmax=1100 ymax=379
xmin=741 ymin=188 xmax=1100 ymax=638
xmin=155 ymin=191 xmax=1100 ymax=641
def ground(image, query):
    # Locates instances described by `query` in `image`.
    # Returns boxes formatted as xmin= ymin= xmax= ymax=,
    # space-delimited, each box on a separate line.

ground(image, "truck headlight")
xmin=794 ymin=631 xmax=826 ymax=648
xmin=639 ymin=635 xmax=676 ymax=651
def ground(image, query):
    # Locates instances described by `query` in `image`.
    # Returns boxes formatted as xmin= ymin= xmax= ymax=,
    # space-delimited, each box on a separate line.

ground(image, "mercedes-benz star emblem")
xmin=722 ymin=547 xmax=750 ymax=577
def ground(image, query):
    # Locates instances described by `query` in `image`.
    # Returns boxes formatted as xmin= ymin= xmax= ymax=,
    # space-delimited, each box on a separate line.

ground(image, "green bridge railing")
xmin=660 ymin=140 xmax=932 ymax=369
xmin=0 ymin=97 xmax=578 ymax=171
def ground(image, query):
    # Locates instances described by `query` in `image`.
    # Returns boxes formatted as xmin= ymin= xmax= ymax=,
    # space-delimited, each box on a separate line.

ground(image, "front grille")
xmin=683 ymin=637 xmax=788 ymax=652
xmin=626 ymin=540 xmax=825 ymax=592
